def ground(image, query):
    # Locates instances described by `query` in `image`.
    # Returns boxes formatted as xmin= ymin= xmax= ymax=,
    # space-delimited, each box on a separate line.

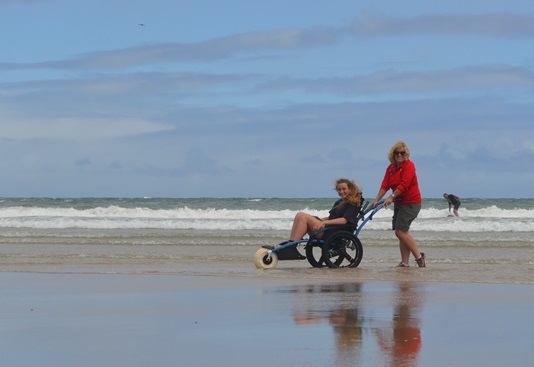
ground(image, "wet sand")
xmin=1 ymin=268 xmax=533 ymax=367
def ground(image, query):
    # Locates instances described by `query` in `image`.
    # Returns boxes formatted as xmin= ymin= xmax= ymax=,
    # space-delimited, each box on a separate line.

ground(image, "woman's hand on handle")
xmin=372 ymin=189 xmax=386 ymax=208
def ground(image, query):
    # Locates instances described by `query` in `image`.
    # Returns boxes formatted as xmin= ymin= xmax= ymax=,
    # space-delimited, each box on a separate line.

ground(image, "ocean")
xmin=1 ymin=197 xmax=533 ymax=280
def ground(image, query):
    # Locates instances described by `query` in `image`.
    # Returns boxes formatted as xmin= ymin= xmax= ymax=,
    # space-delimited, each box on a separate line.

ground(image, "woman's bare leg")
xmin=290 ymin=212 xmax=322 ymax=241
xmin=395 ymin=229 xmax=421 ymax=264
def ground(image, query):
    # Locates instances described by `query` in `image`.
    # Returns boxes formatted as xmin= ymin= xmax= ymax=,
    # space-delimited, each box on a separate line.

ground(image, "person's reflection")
xmin=376 ymin=282 xmax=424 ymax=367
xmin=292 ymin=283 xmax=363 ymax=364
xmin=329 ymin=307 xmax=361 ymax=351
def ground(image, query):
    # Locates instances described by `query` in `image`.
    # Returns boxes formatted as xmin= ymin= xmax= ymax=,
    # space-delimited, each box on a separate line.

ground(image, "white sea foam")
xmin=0 ymin=205 xmax=533 ymax=232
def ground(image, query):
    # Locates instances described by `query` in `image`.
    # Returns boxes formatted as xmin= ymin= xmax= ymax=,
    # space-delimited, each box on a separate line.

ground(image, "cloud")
xmin=2 ymin=12 xmax=534 ymax=72
xmin=256 ymin=65 xmax=534 ymax=95
xmin=0 ymin=27 xmax=343 ymax=71
xmin=1 ymin=6 xmax=533 ymax=197
xmin=350 ymin=12 xmax=534 ymax=38
xmin=0 ymin=0 xmax=44 ymax=3
xmin=74 ymin=157 xmax=92 ymax=166
xmin=1 ymin=71 xmax=253 ymax=98
xmin=0 ymin=114 xmax=174 ymax=140
xmin=525 ymin=139 xmax=534 ymax=152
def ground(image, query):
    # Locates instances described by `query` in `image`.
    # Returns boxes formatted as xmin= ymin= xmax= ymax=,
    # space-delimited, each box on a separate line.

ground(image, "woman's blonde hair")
xmin=387 ymin=140 xmax=411 ymax=165
xmin=335 ymin=178 xmax=362 ymax=207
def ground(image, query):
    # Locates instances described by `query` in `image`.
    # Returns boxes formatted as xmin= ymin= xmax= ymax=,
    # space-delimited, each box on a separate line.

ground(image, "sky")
xmin=1 ymin=0 xmax=533 ymax=198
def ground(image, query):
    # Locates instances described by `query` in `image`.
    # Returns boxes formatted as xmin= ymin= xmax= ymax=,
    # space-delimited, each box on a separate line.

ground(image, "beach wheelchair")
xmin=254 ymin=200 xmax=385 ymax=269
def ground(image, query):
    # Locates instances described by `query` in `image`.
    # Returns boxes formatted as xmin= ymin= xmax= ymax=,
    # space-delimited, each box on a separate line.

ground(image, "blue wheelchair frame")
xmin=254 ymin=200 xmax=386 ymax=269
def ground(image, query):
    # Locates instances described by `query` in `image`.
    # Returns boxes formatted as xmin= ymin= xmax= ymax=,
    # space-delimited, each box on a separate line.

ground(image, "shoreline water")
xmin=2 ymin=252 xmax=533 ymax=285
xmin=1 ymin=221 xmax=532 ymax=284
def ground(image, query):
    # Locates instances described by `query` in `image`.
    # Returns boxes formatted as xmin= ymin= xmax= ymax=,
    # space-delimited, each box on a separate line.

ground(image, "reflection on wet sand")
xmin=291 ymin=281 xmax=425 ymax=366
xmin=375 ymin=282 xmax=424 ymax=367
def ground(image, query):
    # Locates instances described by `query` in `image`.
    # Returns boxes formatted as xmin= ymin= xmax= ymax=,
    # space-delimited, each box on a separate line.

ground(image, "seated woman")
xmin=287 ymin=178 xmax=363 ymax=243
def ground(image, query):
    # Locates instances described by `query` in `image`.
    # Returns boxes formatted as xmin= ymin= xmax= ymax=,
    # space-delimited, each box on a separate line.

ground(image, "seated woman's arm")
xmin=321 ymin=217 xmax=348 ymax=226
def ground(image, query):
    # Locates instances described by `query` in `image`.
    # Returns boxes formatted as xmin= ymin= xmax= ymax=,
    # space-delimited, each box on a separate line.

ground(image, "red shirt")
xmin=380 ymin=160 xmax=422 ymax=205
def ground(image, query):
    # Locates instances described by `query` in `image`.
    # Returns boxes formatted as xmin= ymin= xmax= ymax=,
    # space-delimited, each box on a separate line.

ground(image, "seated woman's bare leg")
xmin=289 ymin=212 xmax=322 ymax=241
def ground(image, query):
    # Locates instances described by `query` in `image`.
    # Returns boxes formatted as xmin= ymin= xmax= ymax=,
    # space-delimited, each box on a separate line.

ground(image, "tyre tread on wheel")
xmin=321 ymin=232 xmax=363 ymax=268
xmin=254 ymin=248 xmax=279 ymax=269
xmin=305 ymin=241 xmax=324 ymax=268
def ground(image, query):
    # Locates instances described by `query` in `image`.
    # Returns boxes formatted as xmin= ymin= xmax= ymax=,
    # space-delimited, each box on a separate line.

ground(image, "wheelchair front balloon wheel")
xmin=254 ymin=248 xmax=279 ymax=269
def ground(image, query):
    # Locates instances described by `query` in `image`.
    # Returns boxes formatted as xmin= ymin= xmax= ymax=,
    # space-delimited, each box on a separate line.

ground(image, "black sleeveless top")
xmin=329 ymin=199 xmax=361 ymax=225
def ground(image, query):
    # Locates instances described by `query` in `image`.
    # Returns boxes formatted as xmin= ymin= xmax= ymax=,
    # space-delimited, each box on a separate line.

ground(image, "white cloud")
xmin=1 ymin=3 xmax=534 ymax=197
xmin=0 ymin=114 xmax=174 ymax=140
xmin=2 ymin=12 xmax=534 ymax=72
xmin=350 ymin=12 xmax=534 ymax=38
xmin=523 ymin=139 xmax=534 ymax=152
xmin=256 ymin=65 xmax=534 ymax=97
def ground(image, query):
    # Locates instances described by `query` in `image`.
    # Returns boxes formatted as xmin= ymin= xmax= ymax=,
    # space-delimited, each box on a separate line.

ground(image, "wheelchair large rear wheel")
xmin=321 ymin=231 xmax=363 ymax=268
xmin=305 ymin=241 xmax=324 ymax=268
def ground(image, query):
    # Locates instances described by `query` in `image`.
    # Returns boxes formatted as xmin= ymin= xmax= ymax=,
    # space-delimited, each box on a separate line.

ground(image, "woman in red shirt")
xmin=372 ymin=141 xmax=426 ymax=267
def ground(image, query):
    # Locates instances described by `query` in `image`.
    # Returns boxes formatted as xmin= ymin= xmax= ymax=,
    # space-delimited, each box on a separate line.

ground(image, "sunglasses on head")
xmin=394 ymin=151 xmax=406 ymax=156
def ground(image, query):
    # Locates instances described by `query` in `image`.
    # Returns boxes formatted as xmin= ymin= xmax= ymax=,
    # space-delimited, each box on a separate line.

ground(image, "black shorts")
xmin=392 ymin=204 xmax=421 ymax=231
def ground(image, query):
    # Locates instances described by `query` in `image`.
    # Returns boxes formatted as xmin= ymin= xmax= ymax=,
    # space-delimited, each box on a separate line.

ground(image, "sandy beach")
xmin=1 ymin=196 xmax=533 ymax=366
xmin=2 ymin=261 xmax=533 ymax=367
